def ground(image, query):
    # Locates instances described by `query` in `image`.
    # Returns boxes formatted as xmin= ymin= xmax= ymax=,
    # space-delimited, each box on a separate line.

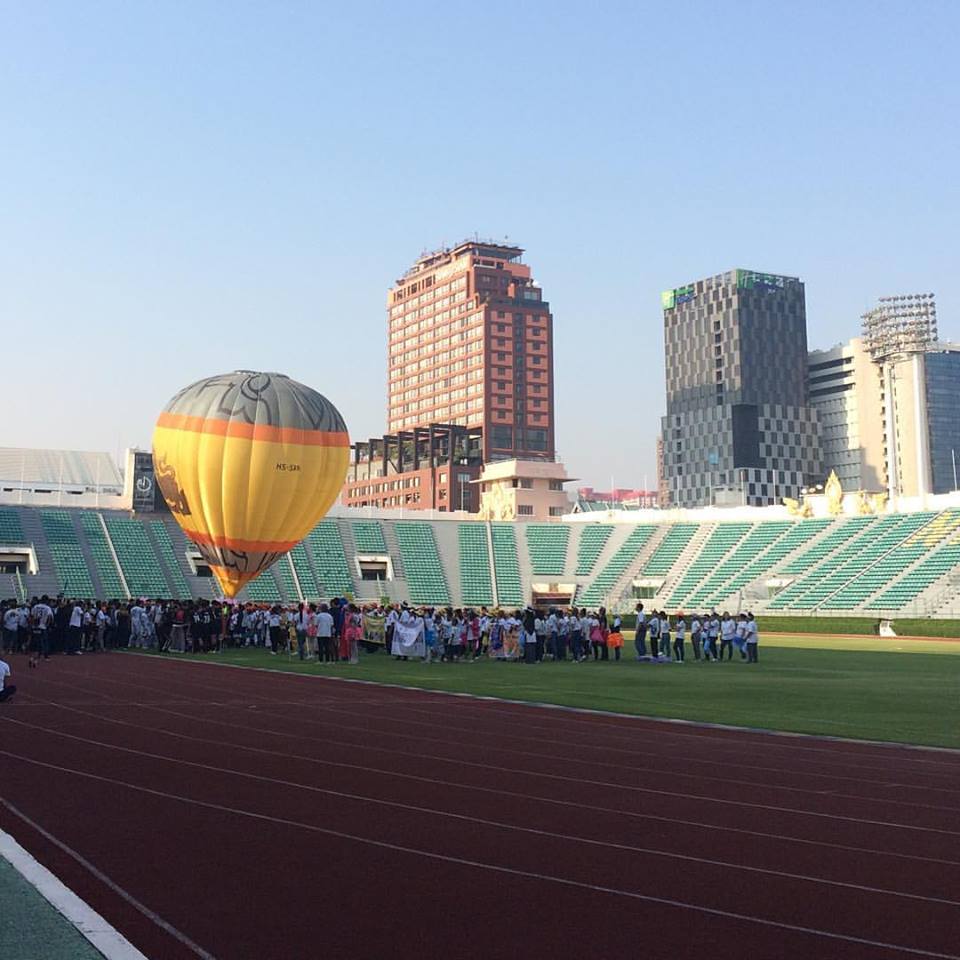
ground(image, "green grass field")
xmin=142 ymin=633 xmax=960 ymax=749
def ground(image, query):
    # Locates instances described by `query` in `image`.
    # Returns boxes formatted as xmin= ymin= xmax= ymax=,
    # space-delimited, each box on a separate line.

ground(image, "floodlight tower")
xmin=861 ymin=294 xmax=938 ymax=500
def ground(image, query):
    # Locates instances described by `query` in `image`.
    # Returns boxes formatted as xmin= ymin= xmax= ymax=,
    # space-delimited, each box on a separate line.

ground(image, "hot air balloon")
xmin=152 ymin=371 xmax=349 ymax=598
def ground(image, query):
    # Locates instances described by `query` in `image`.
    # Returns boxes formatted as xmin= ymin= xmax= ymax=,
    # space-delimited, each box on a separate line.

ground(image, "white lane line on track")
xmin=100 ymin=658 xmax=960 ymax=791
xmin=2 ymin=750 xmax=958 ymax=960
xmin=66 ymin=650 xmax=959 ymax=779
xmin=4 ymin=714 xmax=959 ymax=909
xmin=24 ymin=693 xmax=960 ymax=869
xmin=120 ymin=651 xmax=960 ymax=763
xmin=0 ymin=825 xmax=149 ymax=960
xmin=0 ymin=798 xmax=216 ymax=960
xmin=303 ymin=696 xmax=960 ymax=791
xmin=19 ymin=675 xmax=960 ymax=836
xmin=53 ymin=668 xmax=960 ymax=818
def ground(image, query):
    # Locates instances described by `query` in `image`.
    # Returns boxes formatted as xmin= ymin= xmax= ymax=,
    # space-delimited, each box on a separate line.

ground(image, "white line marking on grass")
xmin=0 ymin=798 xmax=217 ymax=960
xmin=0 ymin=824 xmax=149 ymax=960
xmin=2 ymin=753 xmax=958 ymax=960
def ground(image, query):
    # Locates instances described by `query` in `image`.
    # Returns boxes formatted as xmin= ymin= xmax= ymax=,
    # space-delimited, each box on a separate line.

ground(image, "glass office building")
xmin=661 ymin=269 xmax=822 ymax=508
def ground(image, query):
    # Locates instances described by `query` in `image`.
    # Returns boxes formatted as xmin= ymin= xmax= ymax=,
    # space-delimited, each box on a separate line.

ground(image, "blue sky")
xmin=2 ymin=1 xmax=957 ymax=489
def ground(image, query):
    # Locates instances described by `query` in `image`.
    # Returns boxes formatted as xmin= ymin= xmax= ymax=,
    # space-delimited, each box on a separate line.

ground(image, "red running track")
xmin=2 ymin=652 xmax=960 ymax=960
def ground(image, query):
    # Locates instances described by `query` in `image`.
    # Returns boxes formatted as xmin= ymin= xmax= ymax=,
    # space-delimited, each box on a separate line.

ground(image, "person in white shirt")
xmin=690 ymin=615 xmax=702 ymax=661
xmin=30 ymin=597 xmax=55 ymax=665
xmin=568 ymin=610 xmax=583 ymax=661
xmin=67 ymin=602 xmax=84 ymax=656
xmin=129 ymin=602 xmax=145 ymax=649
xmin=96 ymin=605 xmax=110 ymax=651
xmin=2 ymin=605 xmax=19 ymax=654
xmin=720 ymin=613 xmax=737 ymax=661
xmin=268 ymin=606 xmax=283 ymax=654
xmin=316 ymin=604 xmax=335 ymax=663
xmin=659 ymin=612 xmax=671 ymax=661
xmin=294 ymin=604 xmax=311 ymax=661
xmin=634 ymin=603 xmax=647 ymax=659
xmin=647 ymin=612 xmax=660 ymax=659
xmin=534 ymin=611 xmax=547 ymax=663
xmin=707 ymin=612 xmax=721 ymax=661
xmin=0 ymin=656 xmax=15 ymax=702
xmin=745 ymin=613 xmax=760 ymax=663
xmin=673 ymin=614 xmax=686 ymax=663
xmin=735 ymin=615 xmax=749 ymax=659
xmin=384 ymin=607 xmax=399 ymax=655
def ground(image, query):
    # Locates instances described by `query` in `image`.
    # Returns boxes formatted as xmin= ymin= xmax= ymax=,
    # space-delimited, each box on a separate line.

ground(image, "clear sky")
xmin=2 ymin=1 xmax=957 ymax=489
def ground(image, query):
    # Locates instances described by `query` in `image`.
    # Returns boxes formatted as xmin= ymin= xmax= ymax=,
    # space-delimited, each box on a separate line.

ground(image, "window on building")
xmin=549 ymin=506 xmax=565 ymax=517
xmin=517 ymin=505 xmax=534 ymax=516
xmin=525 ymin=428 xmax=548 ymax=451
xmin=548 ymin=480 xmax=564 ymax=491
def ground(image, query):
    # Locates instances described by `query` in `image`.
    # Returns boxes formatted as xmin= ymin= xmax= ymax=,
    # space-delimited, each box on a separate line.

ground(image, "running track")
xmin=2 ymin=653 xmax=959 ymax=960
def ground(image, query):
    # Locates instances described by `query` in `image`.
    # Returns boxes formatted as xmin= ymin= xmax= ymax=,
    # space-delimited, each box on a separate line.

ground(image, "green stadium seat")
xmin=77 ymin=512 xmax=126 ymax=598
xmin=150 ymin=521 xmax=193 ymax=599
xmin=868 ymin=533 xmax=960 ymax=610
xmin=701 ymin=518 xmax=832 ymax=608
xmin=39 ymin=509 xmax=96 ymax=597
xmin=0 ymin=509 xmax=26 ymax=543
xmin=459 ymin=524 xmax=494 ymax=606
xmin=575 ymin=525 xmax=613 ymax=576
xmin=290 ymin=543 xmax=321 ymax=600
xmin=104 ymin=515 xmax=170 ymax=597
xmin=273 ymin=555 xmax=299 ymax=603
xmin=491 ymin=524 xmax=524 ymax=607
xmin=394 ymin=522 xmax=450 ymax=606
xmin=819 ymin=513 xmax=938 ymax=610
xmin=353 ymin=521 xmax=388 ymax=553
xmin=769 ymin=515 xmax=911 ymax=610
xmin=684 ymin=521 xmax=792 ymax=608
xmin=642 ymin=523 xmax=698 ymax=576
xmin=243 ymin=568 xmax=282 ymax=603
xmin=525 ymin=524 xmax=570 ymax=576
xmin=579 ymin=525 xmax=657 ymax=606
xmin=667 ymin=523 xmax=752 ymax=607
xmin=305 ymin=521 xmax=354 ymax=597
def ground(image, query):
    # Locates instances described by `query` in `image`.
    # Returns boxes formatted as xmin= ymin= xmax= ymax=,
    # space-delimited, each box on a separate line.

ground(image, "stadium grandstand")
xmin=2 ymin=450 xmax=960 ymax=617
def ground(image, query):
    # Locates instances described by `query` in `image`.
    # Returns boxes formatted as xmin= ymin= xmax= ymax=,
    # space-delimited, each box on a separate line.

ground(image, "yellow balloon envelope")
xmin=152 ymin=371 xmax=349 ymax=598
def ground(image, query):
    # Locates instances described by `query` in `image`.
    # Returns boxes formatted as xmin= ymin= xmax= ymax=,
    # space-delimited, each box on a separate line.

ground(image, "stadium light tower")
xmin=861 ymin=294 xmax=937 ymax=501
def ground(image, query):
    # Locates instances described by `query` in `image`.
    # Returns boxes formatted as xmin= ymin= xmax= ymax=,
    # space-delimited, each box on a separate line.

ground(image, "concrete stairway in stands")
xmin=16 ymin=508 xmax=61 ymax=599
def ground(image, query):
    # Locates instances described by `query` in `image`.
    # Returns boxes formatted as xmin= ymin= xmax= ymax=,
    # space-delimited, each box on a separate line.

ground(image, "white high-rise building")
xmin=808 ymin=295 xmax=960 ymax=500
xmin=807 ymin=338 xmax=885 ymax=492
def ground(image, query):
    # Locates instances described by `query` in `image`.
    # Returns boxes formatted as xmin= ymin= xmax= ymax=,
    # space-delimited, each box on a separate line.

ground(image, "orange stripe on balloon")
xmin=187 ymin=531 xmax=299 ymax=552
xmin=157 ymin=412 xmax=349 ymax=446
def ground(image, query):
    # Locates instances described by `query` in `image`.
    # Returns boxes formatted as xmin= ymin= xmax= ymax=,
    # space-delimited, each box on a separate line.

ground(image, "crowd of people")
xmin=633 ymin=604 xmax=760 ymax=663
xmin=0 ymin=595 xmax=761 ymax=703
xmin=0 ymin=595 xmax=367 ymax=663
xmin=384 ymin=603 xmax=760 ymax=664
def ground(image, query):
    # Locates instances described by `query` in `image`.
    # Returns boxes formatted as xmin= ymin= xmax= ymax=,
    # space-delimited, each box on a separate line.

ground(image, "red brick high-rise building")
xmin=387 ymin=239 xmax=555 ymax=463
xmin=342 ymin=239 xmax=559 ymax=512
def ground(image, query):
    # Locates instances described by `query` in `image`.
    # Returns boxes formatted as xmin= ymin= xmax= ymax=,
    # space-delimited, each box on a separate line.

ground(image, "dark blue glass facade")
xmin=926 ymin=350 xmax=960 ymax=493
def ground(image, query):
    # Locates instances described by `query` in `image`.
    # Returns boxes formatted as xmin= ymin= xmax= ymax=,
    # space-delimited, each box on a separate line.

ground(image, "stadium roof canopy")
xmin=571 ymin=497 xmax=645 ymax=513
xmin=0 ymin=447 xmax=123 ymax=490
